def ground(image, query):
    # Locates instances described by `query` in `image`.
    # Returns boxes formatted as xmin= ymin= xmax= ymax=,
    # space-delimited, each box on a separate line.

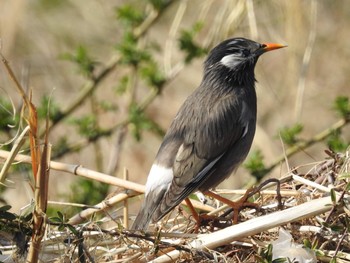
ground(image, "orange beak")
xmin=262 ymin=43 xmax=287 ymax=52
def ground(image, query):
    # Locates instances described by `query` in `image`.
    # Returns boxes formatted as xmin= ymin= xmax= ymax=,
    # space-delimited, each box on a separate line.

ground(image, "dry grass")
xmin=1 ymin=148 xmax=350 ymax=262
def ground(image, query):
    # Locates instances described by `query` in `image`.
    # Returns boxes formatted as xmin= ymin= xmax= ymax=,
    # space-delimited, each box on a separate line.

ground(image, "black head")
xmin=203 ymin=37 xmax=286 ymax=85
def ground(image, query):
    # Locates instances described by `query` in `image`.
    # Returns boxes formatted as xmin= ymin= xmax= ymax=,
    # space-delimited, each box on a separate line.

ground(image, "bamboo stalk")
xmin=0 ymin=150 xmax=214 ymax=226
xmin=68 ymin=190 xmax=138 ymax=225
xmin=0 ymin=150 xmax=145 ymax=193
xmin=123 ymin=168 xmax=129 ymax=229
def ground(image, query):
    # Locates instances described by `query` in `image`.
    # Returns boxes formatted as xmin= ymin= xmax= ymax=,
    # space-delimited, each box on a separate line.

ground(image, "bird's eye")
xmin=241 ymin=49 xmax=250 ymax=57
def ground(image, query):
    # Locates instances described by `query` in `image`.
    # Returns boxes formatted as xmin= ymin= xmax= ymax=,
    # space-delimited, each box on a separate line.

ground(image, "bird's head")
xmin=204 ymin=38 xmax=286 ymax=85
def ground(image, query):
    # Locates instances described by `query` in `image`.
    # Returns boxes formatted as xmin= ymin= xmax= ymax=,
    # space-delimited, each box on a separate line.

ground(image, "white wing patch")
xmin=145 ymin=164 xmax=173 ymax=197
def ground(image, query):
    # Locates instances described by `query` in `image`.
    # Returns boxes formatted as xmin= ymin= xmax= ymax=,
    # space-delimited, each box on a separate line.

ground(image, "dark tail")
xmin=130 ymin=190 xmax=166 ymax=231
xmin=131 ymin=184 xmax=189 ymax=231
xmin=130 ymin=199 xmax=155 ymax=231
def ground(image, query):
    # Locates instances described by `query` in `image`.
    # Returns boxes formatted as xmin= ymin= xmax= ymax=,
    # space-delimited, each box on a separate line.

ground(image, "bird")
xmin=131 ymin=37 xmax=286 ymax=231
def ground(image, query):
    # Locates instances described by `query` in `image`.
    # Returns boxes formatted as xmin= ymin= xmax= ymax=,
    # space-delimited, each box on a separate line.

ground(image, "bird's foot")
xmin=206 ymin=178 xmax=284 ymax=224
xmin=204 ymin=189 xmax=261 ymax=224
xmin=187 ymin=213 xmax=232 ymax=233
xmin=184 ymin=198 xmax=231 ymax=232
xmin=198 ymin=214 xmax=232 ymax=231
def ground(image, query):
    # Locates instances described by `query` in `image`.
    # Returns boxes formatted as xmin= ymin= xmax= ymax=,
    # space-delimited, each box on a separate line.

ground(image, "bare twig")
xmin=332 ymin=229 xmax=348 ymax=260
xmin=265 ymin=118 xmax=350 ymax=175
xmin=164 ymin=0 xmax=188 ymax=74
xmin=27 ymin=102 xmax=51 ymax=263
xmin=246 ymin=0 xmax=258 ymax=39
xmin=294 ymin=0 xmax=318 ymax=121
xmin=0 ymin=125 xmax=29 ymax=185
xmin=47 ymin=55 xmax=120 ymax=133
xmin=106 ymin=125 xmax=128 ymax=175
xmin=1 ymin=52 xmax=40 ymax=180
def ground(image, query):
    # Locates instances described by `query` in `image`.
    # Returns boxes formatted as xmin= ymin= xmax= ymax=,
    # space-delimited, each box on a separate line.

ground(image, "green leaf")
xmin=303 ymin=238 xmax=312 ymax=249
xmin=322 ymin=221 xmax=330 ymax=228
xmin=148 ymin=0 xmax=170 ymax=11
xmin=140 ymin=60 xmax=166 ymax=89
xmin=259 ymin=244 xmax=273 ymax=262
xmin=279 ymin=123 xmax=303 ymax=146
xmin=116 ymin=32 xmax=151 ymax=66
xmin=0 ymin=97 xmax=19 ymax=132
xmin=333 ymin=96 xmax=350 ymax=119
xmin=0 ymin=211 xmax=16 ymax=220
xmin=21 ymin=212 xmax=33 ymax=223
xmin=128 ymin=103 xmax=165 ymax=141
xmin=70 ymin=115 xmax=100 ymax=140
xmin=330 ymin=188 xmax=336 ymax=204
xmin=327 ymin=129 xmax=348 ymax=152
xmin=244 ymin=149 xmax=268 ymax=180
xmin=115 ymin=75 xmax=129 ymax=95
xmin=115 ymin=4 xmax=144 ymax=27
xmin=50 ymin=216 xmax=63 ymax=223
xmin=330 ymin=224 xmax=344 ymax=232
xmin=58 ymin=224 xmax=65 ymax=231
xmin=67 ymin=224 xmax=79 ymax=236
xmin=178 ymin=22 xmax=207 ymax=63
xmin=0 ymin=205 xmax=12 ymax=212
xmin=37 ymin=95 xmax=62 ymax=122
xmin=272 ymin=258 xmax=289 ymax=263
xmin=70 ymin=178 xmax=109 ymax=207
xmin=99 ymin=101 xmax=118 ymax=112
xmin=57 ymin=211 xmax=64 ymax=221
xmin=60 ymin=46 xmax=96 ymax=77
xmin=315 ymin=249 xmax=325 ymax=256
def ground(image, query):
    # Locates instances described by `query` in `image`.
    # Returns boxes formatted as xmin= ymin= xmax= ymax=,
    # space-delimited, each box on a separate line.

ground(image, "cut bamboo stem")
xmin=123 ymin=168 xmax=129 ymax=229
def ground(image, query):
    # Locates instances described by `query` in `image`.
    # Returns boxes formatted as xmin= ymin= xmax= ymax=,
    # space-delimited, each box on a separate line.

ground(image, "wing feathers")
xmin=132 ymin=88 xmax=256 ymax=230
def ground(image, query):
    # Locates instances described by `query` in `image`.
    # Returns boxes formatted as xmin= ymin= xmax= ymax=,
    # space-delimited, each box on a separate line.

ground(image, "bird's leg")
xmin=184 ymin=198 xmax=229 ymax=231
xmin=253 ymin=178 xmax=283 ymax=210
xmin=184 ymin=198 xmax=201 ymax=225
xmin=204 ymin=190 xmax=260 ymax=224
xmin=184 ymin=198 xmax=204 ymax=232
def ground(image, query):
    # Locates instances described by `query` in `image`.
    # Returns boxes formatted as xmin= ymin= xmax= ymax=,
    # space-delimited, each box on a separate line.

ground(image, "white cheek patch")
xmin=220 ymin=54 xmax=242 ymax=69
xmin=145 ymin=164 xmax=173 ymax=196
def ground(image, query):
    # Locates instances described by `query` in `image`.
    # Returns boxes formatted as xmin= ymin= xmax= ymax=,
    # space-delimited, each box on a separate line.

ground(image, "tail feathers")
xmin=131 ymin=188 xmax=191 ymax=231
xmin=131 ymin=190 xmax=166 ymax=231
xmin=130 ymin=200 xmax=156 ymax=231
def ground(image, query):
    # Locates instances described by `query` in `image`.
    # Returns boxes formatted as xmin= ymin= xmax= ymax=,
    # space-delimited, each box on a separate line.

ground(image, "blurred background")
xmin=0 ymin=0 xmax=349 ymax=217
